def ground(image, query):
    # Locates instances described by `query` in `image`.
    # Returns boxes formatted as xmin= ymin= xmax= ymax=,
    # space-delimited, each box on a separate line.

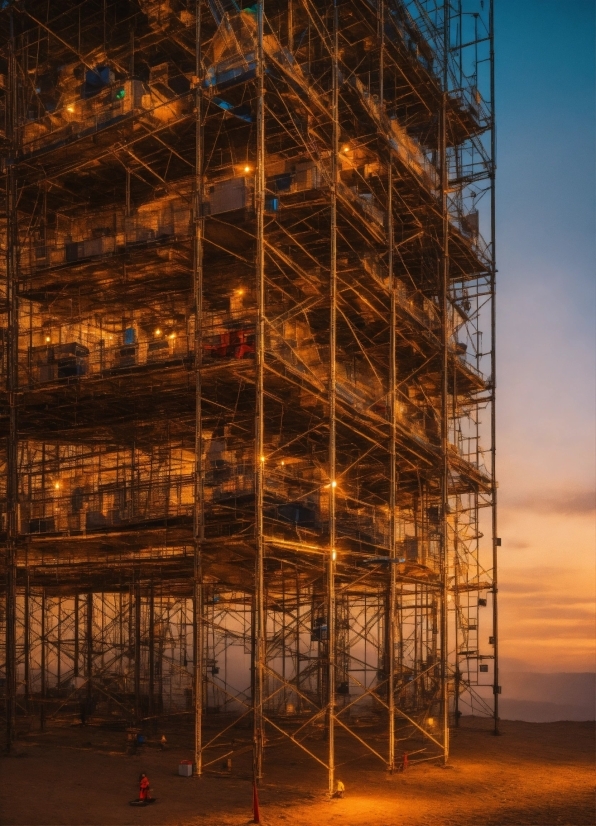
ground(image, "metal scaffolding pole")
xmin=387 ymin=156 xmax=397 ymax=773
xmin=86 ymin=593 xmax=93 ymax=705
xmin=378 ymin=0 xmax=399 ymax=773
xmin=40 ymin=590 xmax=46 ymax=731
xmin=440 ymin=0 xmax=451 ymax=767
xmin=148 ymin=583 xmax=155 ymax=716
xmin=253 ymin=0 xmax=266 ymax=786
xmin=73 ymin=593 xmax=80 ymax=679
xmin=4 ymin=11 xmax=19 ymax=753
xmin=327 ymin=0 xmax=339 ymax=797
xmin=134 ymin=582 xmax=141 ymax=723
xmin=24 ymin=572 xmax=30 ymax=711
xmin=489 ymin=0 xmax=500 ymax=736
xmin=193 ymin=0 xmax=205 ymax=777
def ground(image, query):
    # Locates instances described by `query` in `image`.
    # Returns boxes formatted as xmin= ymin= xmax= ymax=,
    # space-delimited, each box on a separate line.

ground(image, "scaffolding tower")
xmin=0 ymin=0 xmax=498 ymax=790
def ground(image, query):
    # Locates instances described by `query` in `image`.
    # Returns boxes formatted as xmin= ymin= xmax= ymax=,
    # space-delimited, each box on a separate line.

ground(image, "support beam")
xmin=73 ymin=594 xmax=80 ymax=678
xmin=4 ymin=10 xmax=19 ymax=753
xmin=327 ymin=0 xmax=339 ymax=797
xmin=193 ymin=0 xmax=205 ymax=775
xmin=440 ymin=0 xmax=451 ymax=766
xmin=253 ymin=0 xmax=266 ymax=785
xmin=40 ymin=590 xmax=46 ymax=732
xmin=148 ymin=583 xmax=155 ymax=717
xmin=24 ymin=573 xmax=31 ymax=711
xmin=134 ymin=583 xmax=141 ymax=723
xmin=387 ymin=155 xmax=397 ymax=773
xmin=86 ymin=593 xmax=93 ymax=704
xmin=489 ymin=0 xmax=500 ymax=737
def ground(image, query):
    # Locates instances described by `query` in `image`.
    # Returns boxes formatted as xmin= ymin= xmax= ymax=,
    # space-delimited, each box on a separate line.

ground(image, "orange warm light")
xmin=154 ymin=328 xmax=162 ymax=337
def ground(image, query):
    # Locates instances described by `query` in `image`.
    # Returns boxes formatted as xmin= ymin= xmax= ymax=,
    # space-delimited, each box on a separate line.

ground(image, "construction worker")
xmin=334 ymin=779 xmax=345 ymax=799
xmin=139 ymin=773 xmax=151 ymax=802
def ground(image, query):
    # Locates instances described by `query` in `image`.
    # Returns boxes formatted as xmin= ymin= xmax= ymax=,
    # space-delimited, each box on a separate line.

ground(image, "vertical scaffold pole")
xmin=288 ymin=0 xmax=293 ymax=51
xmin=440 ymin=0 xmax=451 ymax=766
xmin=40 ymin=590 xmax=46 ymax=731
xmin=134 ymin=582 xmax=141 ymax=722
xmin=253 ymin=0 xmax=266 ymax=785
xmin=148 ymin=583 xmax=155 ymax=717
xmin=74 ymin=593 xmax=80 ymax=679
xmin=380 ymin=0 xmax=398 ymax=772
xmin=193 ymin=0 xmax=205 ymax=776
xmin=488 ymin=0 xmax=500 ymax=736
xmin=24 ymin=571 xmax=30 ymax=711
xmin=86 ymin=593 xmax=93 ymax=706
xmin=5 ymin=10 xmax=19 ymax=753
xmin=387 ymin=156 xmax=397 ymax=772
xmin=327 ymin=0 xmax=339 ymax=798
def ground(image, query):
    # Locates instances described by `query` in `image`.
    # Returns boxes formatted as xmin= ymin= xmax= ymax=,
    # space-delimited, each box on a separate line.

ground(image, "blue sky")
xmin=494 ymin=1 xmax=595 ymax=671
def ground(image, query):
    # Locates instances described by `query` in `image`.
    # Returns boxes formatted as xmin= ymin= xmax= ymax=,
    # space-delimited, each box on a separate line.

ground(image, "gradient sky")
xmin=495 ymin=1 xmax=595 ymax=672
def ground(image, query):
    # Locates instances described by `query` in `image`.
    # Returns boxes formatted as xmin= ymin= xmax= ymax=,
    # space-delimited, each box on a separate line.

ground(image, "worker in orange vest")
xmin=139 ymin=773 xmax=151 ymax=802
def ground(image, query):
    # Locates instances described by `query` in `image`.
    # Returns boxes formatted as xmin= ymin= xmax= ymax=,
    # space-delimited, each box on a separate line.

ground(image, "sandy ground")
xmin=1 ymin=719 xmax=594 ymax=826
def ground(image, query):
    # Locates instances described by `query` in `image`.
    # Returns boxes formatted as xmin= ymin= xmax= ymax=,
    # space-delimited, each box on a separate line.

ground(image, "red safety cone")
xmin=253 ymin=781 xmax=261 ymax=824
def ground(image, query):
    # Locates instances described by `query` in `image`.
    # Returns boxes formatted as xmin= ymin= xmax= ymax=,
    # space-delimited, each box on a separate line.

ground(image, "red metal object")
xmin=253 ymin=781 xmax=261 ymax=824
xmin=204 ymin=329 xmax=255 ymax=360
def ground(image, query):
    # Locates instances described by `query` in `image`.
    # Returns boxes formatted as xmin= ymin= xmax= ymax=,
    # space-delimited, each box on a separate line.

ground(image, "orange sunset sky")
xmin=495 ymin=1 xmax=595 ymax=675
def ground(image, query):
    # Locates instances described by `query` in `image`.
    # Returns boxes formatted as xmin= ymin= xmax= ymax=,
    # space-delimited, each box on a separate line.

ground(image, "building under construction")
xmin=0 ymin=0 xmax=498 ymax=791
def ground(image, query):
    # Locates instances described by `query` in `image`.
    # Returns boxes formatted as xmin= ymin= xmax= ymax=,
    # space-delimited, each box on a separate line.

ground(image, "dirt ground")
xmin=1 ymin=718 xmax=594 ymax=826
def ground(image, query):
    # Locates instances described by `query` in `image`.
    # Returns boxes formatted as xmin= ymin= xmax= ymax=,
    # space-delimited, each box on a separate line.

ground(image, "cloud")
xmin=501 ymin=489 xmax=595 ymax=515
xmin=501 ymin=619 xmax=594 ymax=640
xmin=500 ymin=565 xmax=586 ymax=588
xmin=497 ymin=565 xmax=596 ymax=670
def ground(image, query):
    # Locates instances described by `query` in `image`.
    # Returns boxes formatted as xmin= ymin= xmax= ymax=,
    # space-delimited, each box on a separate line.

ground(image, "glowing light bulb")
xmin=331 ymin=480 xmax=337 ymax=488
xmin=54 ymin=482 xmax=61 ymax=490
xmin=154 ymin=328 xmax=162 ymax=337
xmin=66 ymin=105 xmax=75 ymax=113
xmin=427 ymin=717 xmax=435 ymax=727
xmin=236 ymin=288 xmax=245 ymax=295
xmin=280 ymin=460 xmax=285 ymax=466
xmin=169 ymin=333 xmax=176 ymax=339
xmin=244 ymin=165 xmax=252 ymax=173
xmin=45 ymin=336 xmax=51 ymax=343
xmin=342 ymin=144 xmax=350 ymax=153
xmin=332 ymin=550 xmax=337 ymax=561
xmin=260 ymin=455 xmax=265 ymax=463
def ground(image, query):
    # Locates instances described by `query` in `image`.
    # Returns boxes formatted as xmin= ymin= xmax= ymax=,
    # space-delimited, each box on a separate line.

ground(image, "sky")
xmin=494 ymin=0 xmax=595 ymax=673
